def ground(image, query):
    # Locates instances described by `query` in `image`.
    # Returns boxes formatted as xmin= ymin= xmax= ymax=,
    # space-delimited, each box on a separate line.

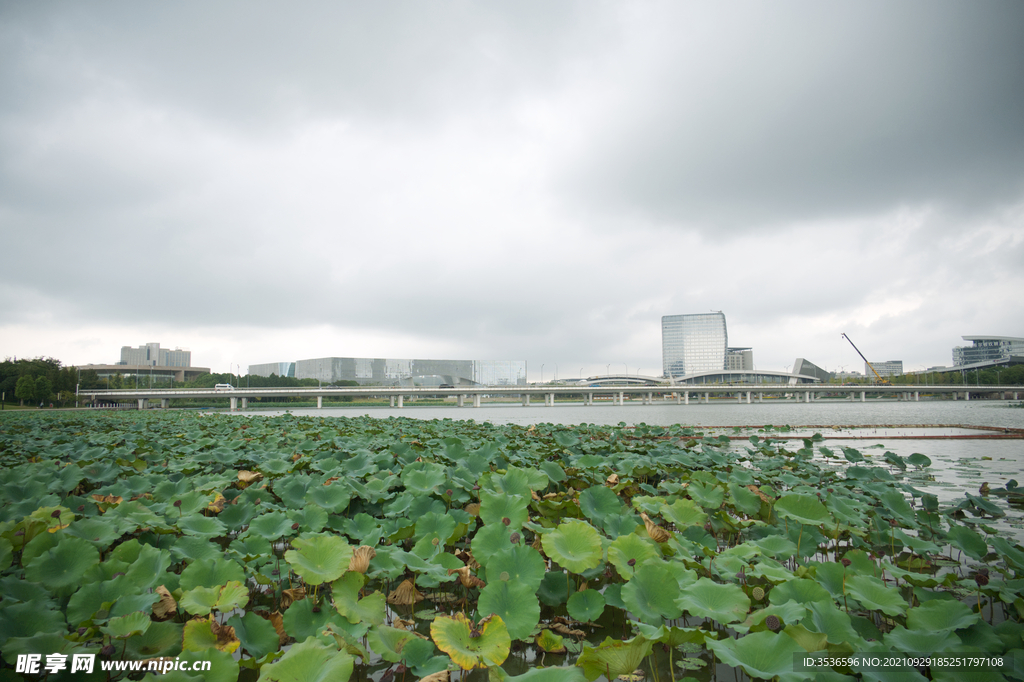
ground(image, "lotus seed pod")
xmin=765 ymin=615 xmax=781 ymax=632
xmin=752 ymin=586 xmax=765 ymax=601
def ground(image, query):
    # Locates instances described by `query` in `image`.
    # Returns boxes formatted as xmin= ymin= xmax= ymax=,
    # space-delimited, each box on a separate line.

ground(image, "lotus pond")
xmin=0 ymin=410 xmax=1022 ymax=682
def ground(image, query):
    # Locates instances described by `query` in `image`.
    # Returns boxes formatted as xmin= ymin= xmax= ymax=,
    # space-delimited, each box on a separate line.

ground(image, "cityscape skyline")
xmin=2 ymin=3 xmax=1022 ymax=377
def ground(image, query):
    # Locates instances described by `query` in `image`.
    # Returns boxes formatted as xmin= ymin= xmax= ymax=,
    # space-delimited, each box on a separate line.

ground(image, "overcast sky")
xmin=2 ymin=1 xmax=1023 ymax=380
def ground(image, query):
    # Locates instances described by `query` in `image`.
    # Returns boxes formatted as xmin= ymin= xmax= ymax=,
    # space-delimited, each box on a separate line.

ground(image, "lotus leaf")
xmin=662 ymin=498 xmax=708 ymax=528
xmin=688 ymin=481 xmax=725 ymax=510
xmin=678 ymin=577 xmax=750 ymax=625
xmin=567 ymin=589 xmax=606 ymax=622
xmin=257 ymin=637 xmax=354 ymax=682
xmin=304 ymin=484 xmax=351 ymax=513
xmin=180 ymin=580 xmax=249 ymax=616
xmin=906 ymin=599 xmax=980 ymax=632
xmin=173 ymin=536 xmax=224 ymax=563
xmin=177 ymin=513 xmax=228 ymax=538
xmin=579 ymin=485 xmax=623 ymax=528
xmin=227 ymin=612 xmax=280 ymax=659
xmin=607 ymin=533 xmax=659 ymax=580
xmin=537 ymin=569 xmax=576 ymax=606
xmin=247 ymin=512 xmax=296 ymax=540
xmin=430 ymin=612 xmax=511 ymax=669
xmin=415 ymin=510 xmax=459 ymax=545
xmin=542 ymin=520 xmax=603 ymax=574
xmin=331 ymin=571 xmax=386 ymax=626
xmin=478 ymin=580 xmax=541 ymax=641
xmin=172 ymin=647 xmax=240 ymax=682
xmin=706 ymin=630 xmax=806 ymax=682
xmin=945 ymin=525 xmax=989 ymax=561
xmin=576 ymin=635 xmax=652 ymax=682
xmin=284 ymin=534 xmax=353 ymax=586
xmin=539 ymin=460 xmax=566 ymax=483
xmin=101 ymin=611 xmax=152 ymax=639
xmin=179 ymin=557 xmax=246 ymax=591
xmin=401 ymin=462 xmax=448 ymax=495
xmin=282 ymin=598 xmax=357 ymax=643
xmin=845 ymin=575 xmax=907 ymax=616
xmin=472 ymin=523 xmax=515 ymax=566
xmin=126 ymin=620 xmax=184 ymax=659
xmin=0 ymin=600 xmax=66 ymax=649
xmin=769 ymin=578 xmax=832 ymax=605
xmin=774 ymin=494 xmax=832 ymax=527
xmin=623 ymin=561 xmax=684 ymax=624
xmin=885 ymin=624 xmax=962 ymax=652
xmin=64 ymin=517 xmax=121 ymax=548
xmin=493 ymin=666 xmax=587 ymax=681
xmin=25 ymin=536 xmax=100 ymax=596
xmin=485 ymin=544 xmax=546 ymax=592
xmin=365 ymin=625 xmax=423 ymax=664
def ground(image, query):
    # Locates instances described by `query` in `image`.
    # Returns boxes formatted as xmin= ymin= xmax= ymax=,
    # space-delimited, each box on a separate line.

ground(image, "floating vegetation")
xmin=0 ymin=410 xmax=1021 ymax=681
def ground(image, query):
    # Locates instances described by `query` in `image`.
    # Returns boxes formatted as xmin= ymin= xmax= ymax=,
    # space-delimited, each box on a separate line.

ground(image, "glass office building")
xmin=291 ymin=357 xmax=526 ymax=386
xmin=953 ymin=337 xmax=1024 ymax=366
xmin=662 ymin=313 xmax=728 ymax=378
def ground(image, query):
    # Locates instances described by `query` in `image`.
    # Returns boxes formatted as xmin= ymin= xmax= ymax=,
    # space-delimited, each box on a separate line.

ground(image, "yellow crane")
xmin=841 ymin=333 xmax=891 ymax=384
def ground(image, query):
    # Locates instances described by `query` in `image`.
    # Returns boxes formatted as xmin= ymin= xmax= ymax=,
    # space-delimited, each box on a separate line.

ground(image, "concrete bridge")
xmin=79 ymin=384 xmax=1024 ymax=411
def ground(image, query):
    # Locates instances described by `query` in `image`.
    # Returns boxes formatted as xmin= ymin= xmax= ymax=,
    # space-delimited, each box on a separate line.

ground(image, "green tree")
xmin=34 ymin=376 xmax=54 ymax=405
xmin=15 ymin=375 xmax=35 ymax=406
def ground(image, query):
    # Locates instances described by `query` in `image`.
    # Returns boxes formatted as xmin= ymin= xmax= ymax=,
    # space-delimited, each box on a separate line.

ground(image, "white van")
xmin=214 ymin=384 xmax=234 ymax=391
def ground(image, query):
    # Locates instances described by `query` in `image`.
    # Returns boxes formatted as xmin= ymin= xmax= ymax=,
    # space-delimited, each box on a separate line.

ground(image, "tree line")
xmin=0 ymin=357 xmax=101 ymax=407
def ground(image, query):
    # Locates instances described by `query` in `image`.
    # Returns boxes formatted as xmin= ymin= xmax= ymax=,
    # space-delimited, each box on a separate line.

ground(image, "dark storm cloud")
xmin=566 ymin=1 xmax=1024 ymax=232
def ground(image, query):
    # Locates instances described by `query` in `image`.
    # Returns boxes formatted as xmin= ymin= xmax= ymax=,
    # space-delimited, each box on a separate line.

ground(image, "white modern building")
xmin=119 ymin=343 xmax=191 ymax=367
xmin=953 ymin=336 xmax=1024 ymax=366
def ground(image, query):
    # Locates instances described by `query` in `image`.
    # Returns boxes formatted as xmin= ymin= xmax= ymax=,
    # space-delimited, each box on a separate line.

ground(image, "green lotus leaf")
xmin=781 ymin=622 xmax=828 ymax=653
xmin=305 ymin=483 xmax=351 ymax=513
xmin=769 ymin=578 xmax=832 ymax=606
xmin=803 ymin=599 xmax=865 ymax=648
xmin=66 ymin=575 xmax=129 ymax=625
xmin=472 ymin=523 xmax=514 ymax=566
xmin=774 ymin=494 xmax=832 ymax=527
xmin=579 ymin=486 xmax=623 ymax=528
xmin=734 ymin=600 xmax=808 ymax=636
xmin=541 ymin=520 xmax=603 ymax=574
xmin=677 ymin=577 xmax=750 ymax=625
xmin=164 ymin=648 xmax=239 ymax=682
xmin=749 ymin=534 xmax=798 ymax=560
xmin=64 ymin=517 xmax=121 ymax=549
xmin=179 ymin=557 xmax=246 ymax=591
xmin=246 ymin=511 xmax=295 ymax=541
xmin=228 ymin=535 xmax=273 ymax=562
xmin=479 ymin=491 xmax=530 ymax=531
xmin=282 ymin=598 xmax=357 ymax=644
xmin=401 ymin=462 xmax=448 ymax=496
xmin=662 ymin=498 xmax=708 ymax=528
xmin=0 ymin=537 xmax=11 ymax=572
xmin=607 ymin=533 xmax=659 ymax=580
xmin=284 ymin=534 xmax=353 ymax=586
xmin=274 ymin=477 xmax=310 ymax=509
xmin=0 ymin=631 xmax=99 ymax=668
xmin=906 ymin=453 xmax=932 ymax=468
xmin=227 ymin=612 xmax=279 ymax=659
xmin=217 ymin=502 xmax=257 ymax=530
xmin=173 ymin=536 xmax=224 ymax=564
xmin=257 ymin=636 xmax=354 ymax=682
xmin=567 ymin=589 xmax=606 ymax=623
xmin=688 ymin=481 xmax=725 ymax=510
xmin=729 ymin=481 xmax=764 ymax=516
xmin=177 ymin=513 xmax=228 ymax=538
xmin=884 ymin=624 xmax=961 ymax=652
xmin=365 ymin=625 xmax=419 ymax=663
xmin=905 ymin=599 xmax=980 ymax=632
xmin=485 ymin=544 xmax=546 ymax=592
xmin=576 ymin=635 xmax=652 ymax=682
xmin=125 ymin=543 xmax=173 ymax=591
xmin=180 ymin=580 xmax=249 ymax=616
xmin=535 ymin=627 xmax=566 ymax=653
xmin=706 ymin=630 xmax=806 ymax=682
xmin=414 ymin=511 xmax=458 ymax=545
xmin=537 ymin=569 xmax=575 ymax=606
xmin=0 ymin=600 xmax=66 ymax=646
xmin=492 ymin=666 xmax=588 ymax=681
xmin=845 ymin=575 xmax=907 ymax=617
xmin=126 ymin=620 xmax=184 ymax=659
xmin=622 ymin=561 xmax=683 ymax=624
xmin=331 ymin=571 xmax=386 ymax=627
xmin=24 ymin=536 xmax=100 ymax=596
xmin=101 ymin=611 xmax=152 ymax=639
xmin=259 ymin=458 xmax=292 ymax=476
xmin=539 ymin=461 xmax=566 ymax=483
xmin=289 ymin=506 xmax=329 ymax=534
xmin=111 ymin=590 xmax=162 ymax=618
xmin=478 ymin=580 xmax=541 ymax=641
xmin=945 ymin=525 xmax=989 ymax=561
xmin=430 ymin=611 xmax=511 ymax=670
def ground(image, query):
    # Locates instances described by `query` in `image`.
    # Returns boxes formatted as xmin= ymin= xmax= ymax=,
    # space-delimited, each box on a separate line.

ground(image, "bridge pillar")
xmin=914 ymin=391 xmax=919 ymax=401
xmin=1015 ymin=392 xmax=1019 ymax=400
xmin=547 ymin=393 xmax=555 ymax=407
xmin=618 ymin=391 xmax=624 ymax=406
xmin=860 ymin=391 xmax=865 ymax=402
xmin=965 ymin=391 xmax=970 ymax=401
xmin=229 ymin=397 xmax=237 ymax=411
xmin=397 ymin=395 xmax=404 ymax=408
xmin=684 ymin=392 xmax=689 ymax=405
xmin=474 ymin=394 xmax=481 ymax=408
xmin=675 ymin=392 xmax=681 ymax=405
xmin=457 ymin=395 xmax=464 ymax=407
xmin=704 ymin=392 xmax=709 ymax=404
xmin=758 ymin=392 xmax=763 ymax=403
xmin=522 ymin=394 xmax=530 ymax=407
xmin=390 ymin=396 xmax=395 ymax=407
xmin=804 ymin=391 xmax=809 ymax=403
xmin=161 ymin=398 xmax=169 ymax=409
xmin=746 ymin=391 xmax=751 ymax=404
xmin=241 ymin=398 xmax=248 ymax=409
xmin=138 ymin=398 xmax=148 ymax=410
xmin=317 ymin=396 xmax=322 ymax=409
xmin=586 ymin=393 xmax=593 ymax=406
xmin=646 ymin=392 xmax=652 ymax=405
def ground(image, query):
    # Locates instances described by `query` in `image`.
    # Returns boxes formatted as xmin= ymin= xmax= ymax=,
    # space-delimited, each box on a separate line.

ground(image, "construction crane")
xmin=841 ymin=333 xmax=890 ymax=384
